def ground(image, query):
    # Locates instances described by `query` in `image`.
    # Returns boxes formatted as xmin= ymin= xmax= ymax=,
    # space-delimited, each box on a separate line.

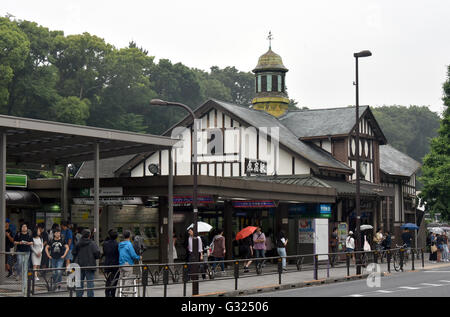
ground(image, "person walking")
xmin=442 ymin=233 xmax=449 ymax=262
xmin=37 ymin=223 xmax=49 ymax=269
xmin=345 ymin=231 xmax=356 ymax=265
xmin=429 ymin=232 xmax=438 ymax=263
xmin=276 ymin=231 xmax=288 ymax=271
xmin=330 ymin=227 xmax=339 ymax=267
xmin=118 ymin=230 xmax=141 ymax=296
xmin=45 ymin=228 xmax=68 ymax=290
xmin=102 ymin=229 xmax=120 ymax=297
xmin=374 ymin=228 xmax=384 ymax=251
xmin=31 ymin=228 xmax=44 ymax=281
xmin=61 ymin=221 xmax=74 ymax=268
xmin=240 ymin=235 xmax=253 ymax=273
xmin=14 ymin=223 xmax=33 ymax=281
xmin=211 ymin=229 xmax=226 ymax=275
xmin=253 ymin=227 xmax=266 ymax=270
xmin=5 ymin=219 xmax=15 ymax=277
xmin=72 ymin=229 xmax=100 ymax=297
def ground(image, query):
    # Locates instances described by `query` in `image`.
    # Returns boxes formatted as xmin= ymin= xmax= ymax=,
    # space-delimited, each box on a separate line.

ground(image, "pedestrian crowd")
xmin=428 ymin=231 xmax=449 ymax=263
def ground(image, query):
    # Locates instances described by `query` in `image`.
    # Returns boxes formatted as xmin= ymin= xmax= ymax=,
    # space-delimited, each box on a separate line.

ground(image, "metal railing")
xmin=22 ymin=247 xmax=427 ymax=297
xmin=0 ymin=251 xmax=28 ymax=297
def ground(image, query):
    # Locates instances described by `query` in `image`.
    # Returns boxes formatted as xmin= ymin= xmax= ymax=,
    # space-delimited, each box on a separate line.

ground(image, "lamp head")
xmin=150 ymin=99 xmax=168 ymax=106
xmin=354 ymin=50 xmax=372 ymax=58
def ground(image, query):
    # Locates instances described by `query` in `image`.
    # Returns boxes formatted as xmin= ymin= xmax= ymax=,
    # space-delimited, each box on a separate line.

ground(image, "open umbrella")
xmin=429 ymin=227 xmax=444 ymax=234
xmin=360 ymin=225 xmax=373 ymax=231
xmin=187 ymin=221 xmax=213 ymax=233
xmin=401 ymin=223 xmax=419 ymax=230
xmin=235 ymin=226 xmax=257 ymax=240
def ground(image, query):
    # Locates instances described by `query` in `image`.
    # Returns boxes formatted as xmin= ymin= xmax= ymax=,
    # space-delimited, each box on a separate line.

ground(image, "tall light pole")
xmin=353 ymin=50 xmax=372 ymax=275
xmin=150 ymin=99 xmax=200 ymax=295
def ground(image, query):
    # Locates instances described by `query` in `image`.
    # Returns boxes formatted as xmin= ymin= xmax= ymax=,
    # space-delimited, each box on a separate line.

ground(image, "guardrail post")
xmin=163 ymin=265 xmax=169 ymax=297
xmin=411 ymin=249 xmax=415 ymax=271
xmin=234 ymin=261 xmax=239 ymax=290
xmin=387 ymin=250 xmax=391 ymax=273
xmin=346 ymin=253 xmax=350 ymax=276
xmin=374 ymin=251 xmax=378 ymax=264
xmin=26 ymin=271 xmax=33 ymax=297
xmin=182 ymin=264 xmax=189 ymax=297
xmin=142 ymin=266 xmax=148 ymax=297
xmin=278 ymin=258 xmax=282 ymax=285
xmin=421 ymin=248 xmax=425 ymax=268
xmin=400 ymin=248 xmax=404 ymax=272
xmin=314 ymin=255 xmax=318 ymax=280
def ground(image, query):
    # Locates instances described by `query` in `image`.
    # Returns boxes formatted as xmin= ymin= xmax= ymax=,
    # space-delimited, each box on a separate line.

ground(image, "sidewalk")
xmin=3 ymin=255 xmax=450 ymax=297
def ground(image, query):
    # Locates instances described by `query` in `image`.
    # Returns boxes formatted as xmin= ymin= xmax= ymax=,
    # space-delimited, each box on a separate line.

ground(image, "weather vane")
xmin=267 ymin=31 xmax=274 ymax=49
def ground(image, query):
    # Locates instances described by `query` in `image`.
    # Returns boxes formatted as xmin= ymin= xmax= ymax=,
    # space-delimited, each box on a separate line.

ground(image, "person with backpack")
xmin=102 ymin=229 xmax=120 ymax=297
xmin=45 ymin=228 xmax=69 ymax=290
xmin=72 ymin=229 xmax=100 ymax=297
xmin=61 ymin=221 xmax=74 ymax=268
xmin=14 ymin=223 xmax=34 ymax=281
xmin=118 ymin=230 xmax=141 ymax=295
xmin=211 ymin=229 xmax=226 ymax=275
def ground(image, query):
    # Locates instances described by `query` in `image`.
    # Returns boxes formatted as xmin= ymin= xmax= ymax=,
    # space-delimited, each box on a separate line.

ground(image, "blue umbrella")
xmin=401 ymin=223 xmax=419 ymax=230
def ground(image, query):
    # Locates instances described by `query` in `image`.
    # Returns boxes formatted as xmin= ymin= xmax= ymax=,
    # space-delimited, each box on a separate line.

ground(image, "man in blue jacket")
xmin=118 ymin=230 xmax=141 ymax=296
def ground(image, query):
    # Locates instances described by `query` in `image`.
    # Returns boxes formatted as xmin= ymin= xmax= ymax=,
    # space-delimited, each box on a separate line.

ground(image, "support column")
xmin=159 ymin=196 xmax=169 ymax=263
xmin=168 ymin=149 xmax=174 ymax=264
xmin=93 ymin=143 xmax=100 ymax=246
xmin=0 ymin=133 xmax=6 ymax=283
xmin=224 ymin=200 xmax=233 ymax=261
xmin=276 ymin=203 xmax=289 ymax=236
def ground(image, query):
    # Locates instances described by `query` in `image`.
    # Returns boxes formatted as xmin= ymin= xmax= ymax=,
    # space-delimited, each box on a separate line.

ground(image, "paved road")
xmin=249 ymin=266 xmax=450 ymax=297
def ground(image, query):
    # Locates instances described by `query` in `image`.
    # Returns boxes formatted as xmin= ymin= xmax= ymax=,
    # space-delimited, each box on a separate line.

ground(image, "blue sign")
xmin=319 ymin=204 xmax=332 ymax=214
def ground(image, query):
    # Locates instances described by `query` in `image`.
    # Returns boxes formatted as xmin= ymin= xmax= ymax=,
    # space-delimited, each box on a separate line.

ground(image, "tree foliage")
xmin=420 ymin=66 xmax=450 ymax=219
xmin=372 ymin=105 xmax=440 ymax=162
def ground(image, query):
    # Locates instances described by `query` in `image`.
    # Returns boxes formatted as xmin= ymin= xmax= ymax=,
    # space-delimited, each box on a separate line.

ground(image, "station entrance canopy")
xmin=0 ymin=114 xmax=177 ymax=282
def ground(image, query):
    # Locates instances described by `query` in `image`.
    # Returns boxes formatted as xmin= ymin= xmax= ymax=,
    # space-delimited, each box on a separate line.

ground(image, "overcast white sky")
xmin=3 ymin=0 xmax=449 ymax=114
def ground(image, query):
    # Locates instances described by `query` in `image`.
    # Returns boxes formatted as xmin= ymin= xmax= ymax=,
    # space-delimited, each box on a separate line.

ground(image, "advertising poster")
xmin=298 ymin=219 xmax=314 ymax=243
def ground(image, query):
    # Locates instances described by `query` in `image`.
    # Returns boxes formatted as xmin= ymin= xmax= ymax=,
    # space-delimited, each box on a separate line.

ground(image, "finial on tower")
xmin=267 ymin=31 xmax=274 ymax=50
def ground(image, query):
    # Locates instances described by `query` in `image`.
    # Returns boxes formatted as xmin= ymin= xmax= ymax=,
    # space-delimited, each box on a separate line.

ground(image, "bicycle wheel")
xmin=393 ymin=253 xmax=401 ymax=272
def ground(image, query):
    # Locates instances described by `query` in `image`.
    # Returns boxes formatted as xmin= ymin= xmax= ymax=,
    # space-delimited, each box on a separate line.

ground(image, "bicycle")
xmin=393 ymin=244 xmax=410 ymax=272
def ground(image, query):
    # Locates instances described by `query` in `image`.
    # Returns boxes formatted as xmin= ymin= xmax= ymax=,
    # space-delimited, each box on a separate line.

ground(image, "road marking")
xmin=439 ymin=280 xmax=450 ymax=283
xmin=349 ymin=294 xmax=364 ymax=297
xmin=398 ymin=286 xmax=420 ymax=290
xmin=375 ymin=290 xmax=394 ymax=293
xmin=420 ymin=283 xmax=443 ymax=287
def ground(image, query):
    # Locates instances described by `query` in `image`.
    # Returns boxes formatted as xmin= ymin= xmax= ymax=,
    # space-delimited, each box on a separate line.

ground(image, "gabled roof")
xmin=75 ymin=154 xmax=135 ymax=178
xmin=208 ymin=99 xmax=353 ymax=172
xmin=380 ymin=144 xmax=421 ymax=177
xmin=279 ymin=106 xmax=387 ymax=144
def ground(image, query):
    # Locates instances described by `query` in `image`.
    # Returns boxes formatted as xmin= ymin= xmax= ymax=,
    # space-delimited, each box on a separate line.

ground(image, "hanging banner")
xmin=232 ymin=200 xmax=276 ymax=209
xmin=73 ymin=197 xmax=143 ymax=205
xmin=173 ymin=195 xmax=214 ymax=207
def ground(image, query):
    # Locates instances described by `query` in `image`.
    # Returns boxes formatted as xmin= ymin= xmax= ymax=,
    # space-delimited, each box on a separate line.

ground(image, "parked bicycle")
xmin=393 ymin=244 xmax=410 ymax=272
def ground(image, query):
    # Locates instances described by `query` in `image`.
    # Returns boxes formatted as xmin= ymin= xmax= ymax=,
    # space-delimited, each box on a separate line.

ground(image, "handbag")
xmin=431 ymin=245 xmax=438 ymax=253
xmin=363 ymin=236 xmax=371 ymax=251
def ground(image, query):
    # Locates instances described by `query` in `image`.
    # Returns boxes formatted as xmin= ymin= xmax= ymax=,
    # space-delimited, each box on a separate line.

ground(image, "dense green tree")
xmin=51 ymin=96 xmax=90 ymax=125
xmin=6 ymin=20 xmax=61 ymax=119
xmin=0 ymin=17 xmax=30 ymax=110
xmin=420 ymin=66 xmax=450 ymax=220
xmin=208 ymin=66 xmax=254 ymax=106
xmin=372 ymin=105 xmax=440 ymax=162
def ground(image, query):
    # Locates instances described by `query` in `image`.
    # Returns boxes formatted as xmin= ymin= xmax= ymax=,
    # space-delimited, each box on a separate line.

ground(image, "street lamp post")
xmin=150 ymin=99 xmax=200 ymax=295
xmin=353 ymin=50 xmax=371 ymax=275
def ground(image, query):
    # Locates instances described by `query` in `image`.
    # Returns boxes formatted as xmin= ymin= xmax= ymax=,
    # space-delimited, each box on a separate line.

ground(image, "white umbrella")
xmin=429 ymin=227 xmax=444 ymax=234
xmin=360 ymin=225 xmax=373 ymax=231
xmin=187 ymin=221 xmax=213 ymax=233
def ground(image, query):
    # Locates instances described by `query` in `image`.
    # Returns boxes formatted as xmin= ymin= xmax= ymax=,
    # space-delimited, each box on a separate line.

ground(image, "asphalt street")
xmin=248 ymin=266 xmax=450 ymax=297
